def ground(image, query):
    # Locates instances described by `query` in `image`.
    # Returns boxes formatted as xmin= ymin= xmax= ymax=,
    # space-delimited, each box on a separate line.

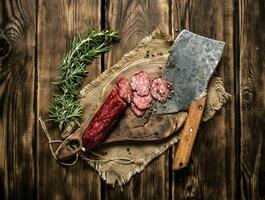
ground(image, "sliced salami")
xmin=131 ymin=103 xmax=145 ymax=117
xmin=132 ymin=91 xmax=152 ymax=110
xmin=131 ymin=71 xmax=150 ymax=96
xmin=150 ymin=77 xmax=170 ymax=102
xmin=117 ymin=78 xmax=132 ymax=103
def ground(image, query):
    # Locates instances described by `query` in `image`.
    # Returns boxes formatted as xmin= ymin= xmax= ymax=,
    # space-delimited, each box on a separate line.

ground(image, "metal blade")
xmin=156 ymin=30 xmax=225 ymax=114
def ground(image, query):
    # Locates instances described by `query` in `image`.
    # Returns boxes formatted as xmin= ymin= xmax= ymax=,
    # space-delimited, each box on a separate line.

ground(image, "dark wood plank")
xmin=104 ymin=0 xmax=171 ymax=199
xmin=37 ymin=1 xmax=102 ymax=199
xmin=0 ymin=0 xmax=37 ymax=199
xmin=172 ymin=0 xmax=236 ymax=199
xmin=239 ymin=0 xmax=265 ymax=199
xmin=105 ymin=0 xmax=170 ymax=68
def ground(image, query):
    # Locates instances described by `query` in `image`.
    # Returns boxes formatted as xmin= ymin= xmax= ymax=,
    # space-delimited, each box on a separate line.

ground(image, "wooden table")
xmin=0 ymin=0 xmax=264 ymax=199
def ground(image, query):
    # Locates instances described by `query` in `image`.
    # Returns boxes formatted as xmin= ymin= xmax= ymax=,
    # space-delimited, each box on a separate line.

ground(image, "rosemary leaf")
xmin=48 ymin=26 xmax=119 ymax=130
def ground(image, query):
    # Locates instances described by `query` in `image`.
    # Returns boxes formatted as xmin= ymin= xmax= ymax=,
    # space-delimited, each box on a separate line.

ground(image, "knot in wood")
xmin=242 ymin=87 xmax=254 ymax=102
xmin=242 ymin=87 xmax=255 ymax=111
xmin=0 ymin=32 xmax=11 ymax=60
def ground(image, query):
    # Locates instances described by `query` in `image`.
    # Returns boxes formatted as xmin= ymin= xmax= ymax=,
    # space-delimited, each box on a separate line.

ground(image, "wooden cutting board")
xmin=77 ymin=55 xmax=186 ymax=142
xmin=99 ymin=55 xmax=187 ymax=144
xmin=55 ymin=55 xmax=187 ymax=160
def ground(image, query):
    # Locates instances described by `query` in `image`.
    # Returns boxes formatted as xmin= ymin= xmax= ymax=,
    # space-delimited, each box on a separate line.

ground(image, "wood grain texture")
xmin=172 ymin=0 xmax=236 ymax=199
xmin=105 ymin=0 xmax=170 ymax=68
xmin=37 ymin=0 xmax=101 ymax=199
xmin=104 ymin=0 xmax=171 ymax=199
xmin=239 ymin=0 xmax=265 ymax=199
xmin=0 ymin=0 xmax=36 ymax=199
xmin=1 ymin=0 xmax=265 ymax=199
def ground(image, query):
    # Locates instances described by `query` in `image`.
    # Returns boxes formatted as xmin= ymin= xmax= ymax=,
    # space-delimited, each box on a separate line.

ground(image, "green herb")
xmin=48 ymin=26 xmax=119 ymax=130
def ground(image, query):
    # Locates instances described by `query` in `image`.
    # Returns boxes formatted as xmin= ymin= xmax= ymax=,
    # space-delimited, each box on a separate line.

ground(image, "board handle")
xmin=172 ymin=97 xmax=206 ymax=171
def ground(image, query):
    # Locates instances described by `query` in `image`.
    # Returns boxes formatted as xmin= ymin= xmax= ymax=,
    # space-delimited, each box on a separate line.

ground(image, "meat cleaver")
xmin=156 ymin=30 xmax=225 ymax=170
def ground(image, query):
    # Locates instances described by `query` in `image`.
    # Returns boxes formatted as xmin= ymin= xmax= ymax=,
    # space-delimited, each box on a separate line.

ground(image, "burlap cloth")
xmin=78 ymin=29 xmax=231 ymax=187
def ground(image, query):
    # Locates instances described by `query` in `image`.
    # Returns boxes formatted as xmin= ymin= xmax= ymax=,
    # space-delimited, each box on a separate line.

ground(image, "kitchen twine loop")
xmin=39 ymin=117 xmax=79 ymax=166
xmin=39 ymin=117 xmax=144 ymax=166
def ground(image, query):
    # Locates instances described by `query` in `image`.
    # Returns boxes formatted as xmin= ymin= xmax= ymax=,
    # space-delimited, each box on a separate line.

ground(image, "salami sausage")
xmin=82 ymin=88 xmax=127 ymax=150
xmin=131 ymin=71 xmax=150 ymax=96
xmin=81 ymin=73 xmax=171 ymax=150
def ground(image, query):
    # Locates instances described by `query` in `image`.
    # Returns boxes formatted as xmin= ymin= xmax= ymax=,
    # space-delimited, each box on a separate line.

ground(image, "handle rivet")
xmin=198 ymin=105 xmax=203 ymax=110
xmin=189 ymin=128 xmax=193 ymax=132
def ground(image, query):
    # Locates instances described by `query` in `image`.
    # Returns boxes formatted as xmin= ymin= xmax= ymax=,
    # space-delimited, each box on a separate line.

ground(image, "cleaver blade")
xmin=156 ymin=30 xmax=225 ymax=114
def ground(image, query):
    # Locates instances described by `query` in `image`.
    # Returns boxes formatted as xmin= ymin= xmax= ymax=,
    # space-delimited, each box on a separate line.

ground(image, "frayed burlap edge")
xmin=203 ymin=76 xmax=231 ymax=121
xmin=83 ymin=136 xmax=180 ymax=187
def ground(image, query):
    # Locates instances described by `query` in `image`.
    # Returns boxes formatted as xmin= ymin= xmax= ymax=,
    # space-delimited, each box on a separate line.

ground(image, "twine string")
xmin=39 ymin=117 xmax=79 ymax=166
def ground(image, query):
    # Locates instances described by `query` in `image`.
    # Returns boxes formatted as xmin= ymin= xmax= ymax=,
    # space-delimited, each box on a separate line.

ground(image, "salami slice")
xmin=150 ymin=77 xmax=170 ymax=102
xmin=131 ymin=71 xmax=150 ymax=96
xmin=131 ymin=103 xmax=145 ymax=117
xmin=132 ymin=91 xmax=152 ymax=110
xmin=117 ymin=78 xmax=132 ymax=103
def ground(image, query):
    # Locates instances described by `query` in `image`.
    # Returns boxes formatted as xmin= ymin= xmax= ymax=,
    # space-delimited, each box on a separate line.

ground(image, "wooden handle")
xmin=172 ymin=97 xmax=206 ymax=171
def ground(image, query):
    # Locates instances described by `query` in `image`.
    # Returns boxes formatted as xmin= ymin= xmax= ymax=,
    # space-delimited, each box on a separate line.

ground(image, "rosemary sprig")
xmin=48 ymin=26 xmax=119 ymax=130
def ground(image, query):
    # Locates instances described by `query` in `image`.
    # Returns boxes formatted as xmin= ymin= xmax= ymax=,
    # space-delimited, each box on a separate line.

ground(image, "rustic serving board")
xmin=92 ymin=55 xmax=187 ymax=143
xmin=82 ymin=54 xmax=185 ymax=141
xmin=55 ymin=55 xmax=188 ymax=160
